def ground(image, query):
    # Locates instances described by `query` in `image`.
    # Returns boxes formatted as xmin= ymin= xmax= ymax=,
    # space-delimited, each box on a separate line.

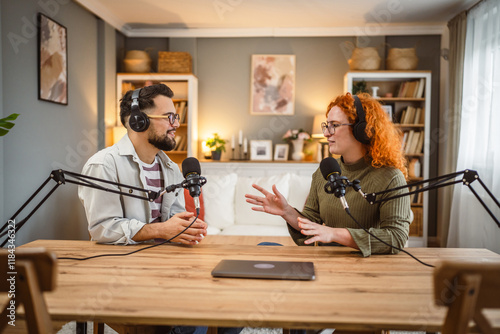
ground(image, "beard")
xmin=148 ymin=128 xmax=176 ymax=151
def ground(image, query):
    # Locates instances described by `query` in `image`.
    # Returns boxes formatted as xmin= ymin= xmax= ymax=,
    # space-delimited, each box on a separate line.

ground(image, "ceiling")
xmin=75 ymin=0 xmax=478 ymax=37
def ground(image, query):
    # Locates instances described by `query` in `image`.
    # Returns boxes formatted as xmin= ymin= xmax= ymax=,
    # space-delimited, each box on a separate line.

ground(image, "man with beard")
xmin=78 ymin=83 xmax=208 ymax=246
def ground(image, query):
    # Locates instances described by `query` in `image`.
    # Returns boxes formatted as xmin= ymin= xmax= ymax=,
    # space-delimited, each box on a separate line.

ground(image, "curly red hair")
xmin=327 ymin=92 xmax=408 ymax=179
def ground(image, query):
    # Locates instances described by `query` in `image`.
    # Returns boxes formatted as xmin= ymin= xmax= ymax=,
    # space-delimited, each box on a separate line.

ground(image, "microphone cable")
xmin=58 ymin=213 xmax=200 ymax=261
xmin=343 ymin=208 xmax=434 ymax=268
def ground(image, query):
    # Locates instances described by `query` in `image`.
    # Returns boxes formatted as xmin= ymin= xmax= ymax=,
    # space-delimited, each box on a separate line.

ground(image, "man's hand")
xmin=163 ymin=212 xmax=208 ymax=245
xmin=133 ymin=212 xmax=207 ymax=245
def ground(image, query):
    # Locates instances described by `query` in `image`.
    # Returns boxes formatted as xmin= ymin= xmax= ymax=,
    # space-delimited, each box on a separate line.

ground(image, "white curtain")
xmin=448 ymin=0 xmax=500 ymax=253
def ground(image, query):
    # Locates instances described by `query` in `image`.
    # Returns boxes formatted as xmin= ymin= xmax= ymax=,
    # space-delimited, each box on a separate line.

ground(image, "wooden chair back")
xmin=434 ymin=260 xmax=500 ymax=334
xmin=0 ymin=247 xmax=57 ymax=333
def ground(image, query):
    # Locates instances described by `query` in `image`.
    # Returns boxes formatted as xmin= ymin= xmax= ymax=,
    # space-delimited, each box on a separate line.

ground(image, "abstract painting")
xmin=38 ymin=13 xmax=68 ymax=105
xmin=250 ymin=54 xmax=295 ymax=115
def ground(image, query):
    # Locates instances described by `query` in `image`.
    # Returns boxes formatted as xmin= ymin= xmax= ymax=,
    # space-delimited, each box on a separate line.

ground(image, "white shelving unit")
xmin=116 ymin=73 xmax=198 ymax=164
xmin=344 ymin=70 xmax=432 ymax=247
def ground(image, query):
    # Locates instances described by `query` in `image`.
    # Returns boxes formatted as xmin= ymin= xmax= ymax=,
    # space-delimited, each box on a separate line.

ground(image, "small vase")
xmin=291 ymin=139 xmax=305 ymax=161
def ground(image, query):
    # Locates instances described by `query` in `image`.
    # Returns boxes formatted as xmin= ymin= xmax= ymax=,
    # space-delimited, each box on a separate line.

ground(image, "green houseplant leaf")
xmin=206 ymin=133 xmax=226 ymax=152
xmin=0 ymin=113 xmax=20 ymax=136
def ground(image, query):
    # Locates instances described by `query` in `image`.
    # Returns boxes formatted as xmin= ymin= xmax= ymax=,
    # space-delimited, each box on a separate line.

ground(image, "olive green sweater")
xmin=288 ymin=157 xmax=411 ymax=257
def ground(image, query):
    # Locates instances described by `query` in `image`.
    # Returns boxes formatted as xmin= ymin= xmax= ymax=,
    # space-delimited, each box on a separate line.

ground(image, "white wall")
xmin=1 ymin=0 xmax=115 ymax=245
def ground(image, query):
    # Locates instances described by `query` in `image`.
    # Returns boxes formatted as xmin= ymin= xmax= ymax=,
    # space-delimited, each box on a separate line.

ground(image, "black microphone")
xmin=320 ymin=157 xmax=349 ymax=211
xmin=181 ymin=157 xmax=204 ymax=215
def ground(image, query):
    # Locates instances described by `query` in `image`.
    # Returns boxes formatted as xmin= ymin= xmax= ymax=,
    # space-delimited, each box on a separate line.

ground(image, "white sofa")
xmin=199 ymin=162 xmax=318 ymax=236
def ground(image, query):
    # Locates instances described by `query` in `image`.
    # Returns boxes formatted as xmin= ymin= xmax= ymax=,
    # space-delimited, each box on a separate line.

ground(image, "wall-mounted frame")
xmin=274 ymin=144 xmax=289 ymax=161
xmin=250 ymin=54 xmax=295 ymax=115
xmin=250 ymin=140 xmax=273 ymax=161
xmin=38 ymin=13 xmax=68 ymax=105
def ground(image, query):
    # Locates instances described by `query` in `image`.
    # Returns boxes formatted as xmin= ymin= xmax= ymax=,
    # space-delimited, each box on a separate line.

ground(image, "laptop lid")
xmin=211 ymin=259 xmax=315 ymax=281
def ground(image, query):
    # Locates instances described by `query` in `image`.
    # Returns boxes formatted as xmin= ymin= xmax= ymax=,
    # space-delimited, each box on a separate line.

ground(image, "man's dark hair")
xmin=120 ymin=83 xmax=174 ymax=127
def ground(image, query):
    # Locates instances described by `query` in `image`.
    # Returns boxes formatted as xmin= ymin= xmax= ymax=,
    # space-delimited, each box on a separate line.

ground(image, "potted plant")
xmin=206 ymin=133 xmax=226 ymax=161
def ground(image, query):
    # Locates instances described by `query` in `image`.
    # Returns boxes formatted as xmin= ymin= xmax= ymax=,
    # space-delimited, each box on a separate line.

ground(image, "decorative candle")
xmin=239 ymin=130 xmax=243 ymax=145
xmin=243 ymin=138 xmax=248 ymax=153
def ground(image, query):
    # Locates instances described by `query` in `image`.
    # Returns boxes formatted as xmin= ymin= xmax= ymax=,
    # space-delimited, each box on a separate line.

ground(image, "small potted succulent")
xmin=206 ymin=133 xmax=226 ymax=161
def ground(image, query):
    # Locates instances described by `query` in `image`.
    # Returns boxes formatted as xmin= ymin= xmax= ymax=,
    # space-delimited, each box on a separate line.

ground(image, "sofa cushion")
xmin=202 ymin=173 xmax=238 ymax=230
xmin=287 ymin=173 xmax=313 ymax=210
xmin=219 ymin=224 xmax=290 ymax=237
xmin=234 ymin=173 xmax=291 ymax=226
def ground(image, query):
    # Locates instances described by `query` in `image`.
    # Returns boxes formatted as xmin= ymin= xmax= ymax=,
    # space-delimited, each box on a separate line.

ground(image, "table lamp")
xmin=312 ymin=114 xmax=326 ymax=162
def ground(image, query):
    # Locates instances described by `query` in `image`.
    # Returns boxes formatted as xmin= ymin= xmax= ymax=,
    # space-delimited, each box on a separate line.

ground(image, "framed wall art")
xmin=250 ymin=140 xmax=273 ymax=161
xmin=38 ymin=13 xmax=68 ymax=105
xmin=250 ymin=54 xmax=295 ymax=115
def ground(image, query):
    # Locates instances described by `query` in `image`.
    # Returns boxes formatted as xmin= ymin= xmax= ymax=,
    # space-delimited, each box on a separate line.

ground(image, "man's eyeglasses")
xmin=147 ymin=113 xmax=180 ymax=125
xmin=321 ymin=121 xmax=354 ymax=135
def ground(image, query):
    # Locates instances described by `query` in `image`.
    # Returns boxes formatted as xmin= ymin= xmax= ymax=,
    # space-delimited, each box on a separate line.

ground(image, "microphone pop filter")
xmin=182 ymin=157 xmax=201 ymax=178
xmin=320 ymin=157 xmax=341 ymax=180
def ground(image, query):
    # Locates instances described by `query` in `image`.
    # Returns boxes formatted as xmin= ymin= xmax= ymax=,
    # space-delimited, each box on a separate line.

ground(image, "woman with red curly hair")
xmin=246 ymin=92 xmax=412 ymax=256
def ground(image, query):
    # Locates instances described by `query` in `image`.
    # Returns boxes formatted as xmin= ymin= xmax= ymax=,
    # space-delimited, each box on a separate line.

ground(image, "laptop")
xmin=211 ymin=259 xmax=315 ymax=281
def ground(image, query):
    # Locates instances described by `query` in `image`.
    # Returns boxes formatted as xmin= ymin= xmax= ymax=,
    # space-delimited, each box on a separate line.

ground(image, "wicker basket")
xmin=158 ymin=52 xmax=192 ymax=73
xmin=386 ymin=47 xmax=418 ymax=70
xmin=123 ymin=50 xmax=151 ymax=73
xmin=348 ymin=47 xmax=381 ymax=70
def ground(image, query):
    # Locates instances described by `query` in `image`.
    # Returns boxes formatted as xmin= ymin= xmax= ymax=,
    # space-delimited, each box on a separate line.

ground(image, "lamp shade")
xmin=311 ymin=114 xmax=325 ymax=139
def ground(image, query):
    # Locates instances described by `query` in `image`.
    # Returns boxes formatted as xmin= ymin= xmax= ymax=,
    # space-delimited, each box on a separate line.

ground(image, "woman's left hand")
xmin=298 ymin=217 xmax=335 ymax=245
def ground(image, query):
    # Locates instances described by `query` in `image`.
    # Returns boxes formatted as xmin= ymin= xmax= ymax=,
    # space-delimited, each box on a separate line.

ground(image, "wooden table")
xmin=10 ymin=236 xmax=500 ymax=331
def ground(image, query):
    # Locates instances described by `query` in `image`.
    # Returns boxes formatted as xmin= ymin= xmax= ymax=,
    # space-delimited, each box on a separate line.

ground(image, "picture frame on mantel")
xmin=250 ymin=54 xmax=295 ymax=115
xmin=274 ymin=144 xmax=289 ymax=161
xmin=250 ymin=140 xmax=273 ymax=161
xmin=38 ymin=13 xmax=68 ymax=105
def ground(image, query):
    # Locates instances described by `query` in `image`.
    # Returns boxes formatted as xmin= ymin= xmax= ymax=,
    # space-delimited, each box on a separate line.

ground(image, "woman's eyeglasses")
xmin=147 ymin=113 xmax=181 ymax=125
xmin=321 ymin=121 xmax=354 ymax=135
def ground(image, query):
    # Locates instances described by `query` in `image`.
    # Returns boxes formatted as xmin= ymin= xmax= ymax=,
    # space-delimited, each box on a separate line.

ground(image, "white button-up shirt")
xmin=78 ymin=134 xmax=185 ymax=244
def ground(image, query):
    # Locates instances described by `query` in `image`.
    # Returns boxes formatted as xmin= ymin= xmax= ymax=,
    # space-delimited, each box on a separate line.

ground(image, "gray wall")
xmin=169 ymin=36 xmax=440 ymax=162
xmin=195 ymin=37 xmax=354 ymax=157
xmin=1 ymin=0 xmax=115 ymax=245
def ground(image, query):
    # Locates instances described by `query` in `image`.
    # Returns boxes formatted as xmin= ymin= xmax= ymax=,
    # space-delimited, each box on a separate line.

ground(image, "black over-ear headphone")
xmin=352 ymin=95 xmax=370 ymax=145
xmin=128 ymin=88 xmax=150 ymax=132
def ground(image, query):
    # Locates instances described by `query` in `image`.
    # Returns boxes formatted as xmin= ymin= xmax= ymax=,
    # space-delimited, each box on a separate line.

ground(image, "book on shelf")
xmin=399 ymin=106 xmax=424 ymax=124
xmin=415 ymin=78 xmax=425 ymax=98
xmin=397 ymin=79 xmax=426 ymax=98
xmin=414 ymin=130 xmax=425 ymax=154
xmin=402 ymin=130 xmax=424 ymax=155
xmin=403 ymin=106 xmax=416 ymax=124
xmin=413 ymin=108 xmax=422 ymax=125
xmin=404 ymin=130 xmax=415 ymax=154
xmin=408 ymin=131 xmax=421 ymax=154
xmin=175 ymin=101 xmax=187 ymax=124
xmin=174 ymin=135 xmax=188 ymax=151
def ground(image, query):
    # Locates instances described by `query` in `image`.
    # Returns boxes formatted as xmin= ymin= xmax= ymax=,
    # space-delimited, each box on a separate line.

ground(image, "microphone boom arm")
xmin=0 ymin=169 xmax=164 ymax=247
xmin=363 ymin=169 xmax=500 ymax=228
